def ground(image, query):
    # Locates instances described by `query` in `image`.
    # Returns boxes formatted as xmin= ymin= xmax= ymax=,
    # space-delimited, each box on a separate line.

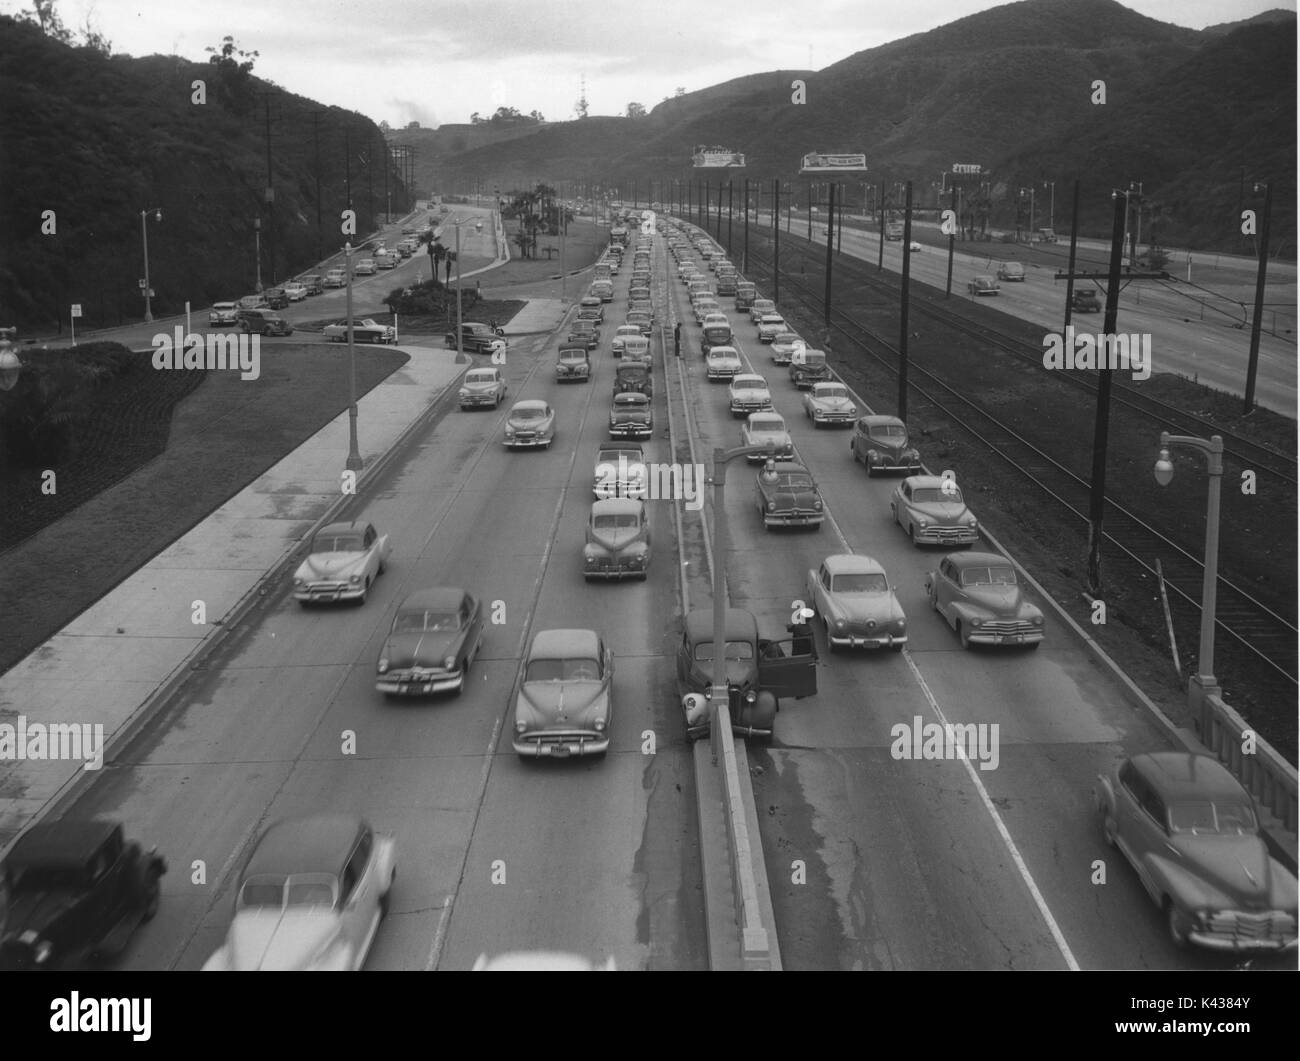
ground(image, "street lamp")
xmin=1042 ymin=180 xmax=1055 ymax=230
xmin=253 ymin=217 xmax=263 ymax=293
xmin=1154 ymin=431 xmax=1224 ymax=708
xmin=447 ymin=216 xmax=470 ymax=365
xmin=343 ymin=241 xmax=363 ymax=472
xmin=140 ymin=207 xmax=163 ymax=323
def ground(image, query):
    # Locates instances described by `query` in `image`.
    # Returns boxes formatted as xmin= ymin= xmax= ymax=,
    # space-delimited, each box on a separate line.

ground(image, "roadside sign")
xmin=71 ymin=304 xmax=82 ymax=317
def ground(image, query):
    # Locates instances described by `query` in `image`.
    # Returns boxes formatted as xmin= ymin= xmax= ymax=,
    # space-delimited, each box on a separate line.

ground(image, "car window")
xmin=363 ymin=526 xmax=375 ymax=547
xmin=1169 ymin=801 xmax=1258 ymax=835
xmin=771 ymin=473 xmax=815 ymax=489
xmin=525 ymin=657 xmax=602 ymax=682
xmin=869 ymin=424 xmax=907 ymax=441
xmin=832 ymin=573 xmax=887 ymax=593
xmin=512 ymin=407 xmax=546 ymax=420
xmin=820 ymin=566 xmax=831 ymax=590
xmin=341 ymin=831 xmax=372 ymax=902
xmin=913 ymin=487 xmax=962 ymax=504
xmin=1139 ymin=787 xmax=1167 ymax=829
xmin=693 ymin=640 xmax=754 ymax=662
xmin=8 ymin=865 xmax=87 ymax=892
xmin=286 ymin=877 xmax=338 ymax=909
xmin=751 ymin=417 xmax=784 ymax=432
xmin=593 ymin=514 xmax=640 ymax=530
xmin=393 ymin=609 xmax=460 ymax=633
xmin=239 ymin=877 xmax=287 ymax=908
xmin=313 ymin=534 xmax=364 ymax=553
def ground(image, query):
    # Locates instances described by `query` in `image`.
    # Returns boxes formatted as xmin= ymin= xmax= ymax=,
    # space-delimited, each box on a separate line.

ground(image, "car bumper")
xmin=731 ymin=401 xmax=772 ymax=414
xmin=460 ymin=395 xmax=500 ymax=407
xmin=514 ymin=734 xmax=609 ymax=757
xmin=811 ymin=410 xmax=855 ymax=423
xmin=707 ymin=369 xmax=740 ymax=380
xmin=1187 ymin=912 xmax=1298 ymax=952
xmin=295 ymin=584 xmax=366 ymax=603
xmin=557 ymin=372 xmax=590 ymax=381
xmin=868 ymin=459 xmax=923 ymax=473
xmin=829 ymin=631 xmax=907 ymax=649
xmin=377 ymin=671 xmax=465 ymax=695
xmin=505 ymin=437 xmax=552 ymax=448
xmin=764 ymin=512 xmax=824 ymax=527
xmin=966 ymin=628 xmax=1044 ymax=646
xmin=913 ymin=527 xmax=980 ymax=545
xmin=609 ymin=423 xmax=652 ymax=438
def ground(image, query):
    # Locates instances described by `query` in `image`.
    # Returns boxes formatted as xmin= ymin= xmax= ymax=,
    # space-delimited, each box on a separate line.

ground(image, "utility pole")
xmin=743 ymin=177 xmax=749 ymax=274
xmin=312 ymin=111 xmax=325 ymax=263
xmin=727 ymin=180 xmax=733 ymax=254
xmin=898 ymin=181 xmax=913 ymax=421
xmin=945 ymin=186 xmax=956 ymax=297
xmin=263 ymin=95 xmax=276 ymax=284
xmin=1243 ymin=181 xmax=1273 ymax=413
xmin=773 ymin=179 xmax=781 ymax=305
xmin=1063 ymin=179 xmax=1080 ymax=332
xmin=344 ymin=124 xmax=352 ymax=210
xmin=823 ymin=182 xmax=835 ymax=328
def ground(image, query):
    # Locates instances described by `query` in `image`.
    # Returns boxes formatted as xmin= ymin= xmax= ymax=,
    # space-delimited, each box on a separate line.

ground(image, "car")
xmin=626 ymin=310 xmax=653 ymax=336
xmin=556 ymin=345 xmax=592 ymax=382
xmin=612 ymin=361 xmax=652 ymax=399
xmin=729 ymin=374 xmax=773 ymax=417
xmin=755 ymin=459 xmax=824 ymax=530
xmin=996 ymin=261 xmax=1025 ymax=282
xmin=513 ymin=629 xmax=614 ymax=758
xmin=237 ymin=308 xmax=294 ymax=336
xmin=237 ymin=294 xmax=267 ymax=310
xmin=567 ymin=319 xmax=601 ymax=350
xmin=472 ymin=952 xmax=618 ymax=971
xmin=323 ymin=318 xmax=395 ymax=344
xmin=401 ymin=226 xmax=416 ymax=235
xmin=756 ymin=314 xmax=787 ymax=343
xmin=299 ymin=274 xmax=324 ymax=295
xmin=769 ymin=332 xmax=803 ymax=365
xmin=968 ymin=274 xmax=999 ymax=296
xmin=282 ymin=282 xmax=308 ymax=302
xmin=503 ymin=400 xmax=555 ymax=449
xmin=591 ymin=279 xmax=615 ymax=302
xmin=0 ymin=820 xmax=166 ymax=970
xmin=1093 ymin=752 xmax=1298 ymax=952
xmin=908 ymin=241 xmax=923 ymax=252
xmin=1036 ymin=228 xmax=1058 ymax=243
xmin=691 ymin=299 xmax=721 ymax=324
xmin=262 ymin=287 xmax=289 ymax=309
xmin=890 ymin=475 xmax=979 ymax=546
xmin=705 ymin=346 xmax=743 ymax=381
xmin=593 ymin=441 xmax=647 ymax=499
xmin=803 ymin=381 xmax=856 ymax=426
xmin=323 ymin=268 xmax=347 ymax=288
xmin=578 ymin=296 xmax=605 ymax=323
xmin=376 ymin=587 xmax=484 ymax=696
xmin=609 ymin=391 xmax=653 ymax=439
xmin=674 ymin=608 xmax=817 ymax=741
xmin=208 ymin=301 xmax=238 ymax=326
xmin=446 ymin=322 xmax=506 ymax=355
xmin=788 ymin=347 xmax=830 ymax=388
xmin=735 ymin=282 xmax=758 ymax=311
xmin=741 ymin=411 xmax=794 ymax=461
xmin=293 ymin=519 xmax=390 ymax=605
xmin=620 ymin=336 xmax=651 ymax=366
xmin=1072 ymin=288 xmax=1102 ymax=313
xmin=354 ymin=258 xmax=377 ymax=276
xmin=628 ymin=285 xmax=651 ymax=304
xmin=748 ymin=299 xmax=776 ymax=325
xmin=458 ymin=366 xmax=507 ymax=409
xmin=805 ymin=554 xmax=907 ymax=652
xmin=202 ymin=814 xmax=396 ymax=971
xmin=375 ymin=252 xmax=399 ymax=269
xmin=701 ymin=318 xmax=732 ymax=355
xmin=851 ymin=414 xmax=922 ymax=476
xmin=924 ymin=551 xmax=1045 ymax=648
xmin=610 ymin=325 xmax=642 ymax=357
xmin=583 ymin=498 xmax=652 ymax=581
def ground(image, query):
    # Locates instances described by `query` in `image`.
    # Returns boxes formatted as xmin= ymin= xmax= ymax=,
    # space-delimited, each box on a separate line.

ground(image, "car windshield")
xmin=832 ymin=573 xmax=887 ymax=593
xmin=751 ymin=417 xmax=785 ymax=432
xmin=817 ymin=386 xmax=848 ymax=399
xmin=393 ymin=609 xmax=461 ymax=633
xmin=760 ymin=316 xmax=784 ymax=325
xmin=525 ymin=657 xmax=602 ymax=682
xmin=239 ymin=874 xmax=338 ymax=910
xmin=913 ymin=487 xmax=962 ymax=504
xmin=734 ymin=379 xmax=765 ymax=389
xmin=573 ymin=322 xmax=595 ymax=332
xmin=312 ymin=534 xmax=364 ymax=553
xmin=709 ymin=350 xmax=737 ymax=361
xmin=771 ymin=473 xmax=815 ymax=489
xmin=593 ymin=514 xmax=640 ymax=531
xmin=560 ymin=353 xmax=586 ymax=363
xmin=512 ymin=407 xmax=547 ymax=420
xmin=960 ymin=566 xmax=1018 ymax=586
xmin=1168 ymin=801 xmax=1258 ymax=835
xmin=869 ymin=424 xmax=907 ymax=441
xmin=465 ymin=372 xmax=497 ymax=385
xmin=693 ymin=640 xmax=754 ymax=662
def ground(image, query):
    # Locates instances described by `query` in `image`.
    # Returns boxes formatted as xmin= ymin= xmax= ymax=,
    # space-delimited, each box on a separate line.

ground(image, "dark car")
xmin=262 ymin=287 xmax=290 ymax=310
xmin=446 ymin=322 xmax=505 ymax=354
xmin=609 ymin=392 xmax=653 ymax=439
xmin=613 ymin=362 xmax=652 ymax=399
xmin=0 ymin=819 xmax=166 ymax=970
xmin=851 ymin=414 xmax=922 ymax=476
xmin=1072 ymin=288 xmax=1102 ymax=313
xmin=754 ymin=459 xmax=824 ymax=530
xmin=236 ymin=308 xmax=294 ymax=336
xmin=568 ymin=319 xmax=602 ymax=351
xmin=376 ymin=587 xmax=484 ymax=697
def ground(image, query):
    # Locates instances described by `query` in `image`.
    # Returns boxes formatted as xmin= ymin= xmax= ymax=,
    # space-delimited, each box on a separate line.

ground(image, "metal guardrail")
xmin=1198 ymin=693 xmax=1298 ymax=835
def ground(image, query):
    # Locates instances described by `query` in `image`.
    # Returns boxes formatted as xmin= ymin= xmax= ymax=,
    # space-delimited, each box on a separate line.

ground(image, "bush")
xmin=383 ymin=279 xmax=451 ymax=316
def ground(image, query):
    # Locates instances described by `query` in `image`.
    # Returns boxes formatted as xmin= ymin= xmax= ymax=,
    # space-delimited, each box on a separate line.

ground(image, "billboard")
xmin=800 ymin=152 xmax=868 ymax=173
xmin=692 ymin=145 xmax=746 ymax=168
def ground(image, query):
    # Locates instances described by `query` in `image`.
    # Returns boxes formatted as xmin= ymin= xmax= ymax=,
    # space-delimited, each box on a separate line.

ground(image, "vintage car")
xmin=208 ymin=301 xmax=239 ymax=326
xmin=728 ymin=374 xmax=773 ymax=417
xmin=691 ymin=299 xmax=721 ymax=325
xmin=705 ymin=346 xmax=743 ymax=382
xmin=237 ymin=308 xmax=294 ymax=336
xmin=628 ymin=285 xmax=651 ymax=304
xmin=375 ymin=252 xmax=399 ymax=269
xmin=446 ymin=322 xmax=506 ymax=355
xmin=735 ymin=282 xmax=758 ymax=311
xmin=556 ymin=345 xmax=592 ymax=382
xmin=1072 ymin=288 xmax=1102 ymax=313
xmin=755 ymin=460 xmax=824 ymax=530
xmin=565 ymin=319 xmax=600 ymax=351
xmin=203 ymin=814 xmax=396 ymax=971
xmin=620 ymin=336 xmax=652 ymax=367
xmin=262 ymin=287 xmax=289 ymax=310
xmin=282 ymin=281 xmax=308 ymax=302
xmin=789 ymin=348 xmax=831 ymax=388
xmin=1094 ymin=752 xmax=1298 ymax=952
xmin=890 ymin=475 xmax=980 ymax=546
xmin=354 ymin=258 xmax=378 ymax=276
xmin=851 ymin=415 xmax=922 ymax=476
xmin=675 ymin=607 xmax=817 ymax=741
xmin=503 ymin=400 xmax=555 ymax=449
xmin=591 ymin=279 xmax=614 ymax=301
xmin=803 ymin=381 xmax=856 ymax=426
xmin=299 ymin=274 xmax=324 ymax=295
xmin=967 ymin=274 xmax=1000 ymax=296
xmin=924 ymin=551 xmax=1045 ymax=648
xmin=996 ymin=261 xmax=1025 ymax=282
xmin=769 ymin=332 xmax=803 ymax=365
xmin=613 ymin=361 xmax=652 ymax=399
xmin=578 ymin=296 xmax=605 ymax=323
xmin=609 ymin=391 xmax=653 ymax=439
xmin=805 ymin=554 xmax=907 ymax=652
xmin=741 ymin=411 xmax=794 ymax=461
xmin=376 ymin=586 xmax=483 ymax=696
xmin=626 ymin=310 xmax=653 ymax=336
xmin=323 ymin=318 xmax=395 ymax=344
xmin=513 ymin=629 xmax=614 ymax=758
xmin=458 ymin=366 xmax=507 ymax=409
xmin=756 ymin=314 xmax=787 ymax=343
xmin=748 ymin=299 xmax=777 ymax=325
xmin=701 ymin=318 xmax=733 ymax=355
xmin=293 ymin=520 xmax=389 ymax=606
xmin=323 ymin=268 xmax=347 ymax=288
xmin=593 ymin=441 xmax=647 ymax=498
xmin=583 ymin=498 xmax=652 ymax=581
xmin=0 ymin=820 xmax=166 ymax=970
xmin=611 ymin=324 xmax=642 ymax=357
xmin=628 ymin=300 xmax=654 ymax=322
xmin=236 ymin=294 xmax=267 ymax=311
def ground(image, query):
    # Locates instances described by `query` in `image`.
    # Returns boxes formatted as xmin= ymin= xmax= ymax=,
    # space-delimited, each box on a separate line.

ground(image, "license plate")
xmin=551 ymin=744 xmax=571 ymax=758
xmin=319 ymin=593 xmax=338 ymax=601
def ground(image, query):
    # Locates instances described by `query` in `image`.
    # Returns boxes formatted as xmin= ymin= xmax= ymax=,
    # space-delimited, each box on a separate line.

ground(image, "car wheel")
xmin=142 ymin=875 xmax=161 ymax=922
xmin=1165 ymin=900 xmax=1192 ymax=948
xmin=359 ymin=577 xmax=370 ymax=605
xmin=379 ymin=870 xmax=396 ymax=917
xmin=909 ymin=524 xmax=917 ymax=545
xmin=958 ymin=622 xmax=971 ymax=650
xmin=824 ymin=616 xmax=838 ymax=653
xmin=866 ymin=464 xmax=875 ymax=478
xmin=1099 ymin=802 xmax=1117 ymax=847
xmin=378 ymin=557 xmax=386 ymax=575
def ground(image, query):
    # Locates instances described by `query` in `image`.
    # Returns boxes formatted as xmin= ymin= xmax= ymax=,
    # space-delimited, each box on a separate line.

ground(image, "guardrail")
xmin=1197 ymin=693 xmax=1298 ymax=836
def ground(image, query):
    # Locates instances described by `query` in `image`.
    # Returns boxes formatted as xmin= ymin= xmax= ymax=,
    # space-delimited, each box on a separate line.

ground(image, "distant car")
xmin=612 ymin=361 xmax=652 ymax=398
xmin=691 ymin=299 xmax=721 ymax=325
xmin=323 ymin=318 xmax=394 ymax=344
xmin=323 ymin=268 xmax=347 ymax=288
xmin=1036 ymin=228 xmax=1058 ymax=243
xmin=748 ymin=299 xmax=776 ymax=325
xmin=705 ymin=346 xmax=743 ymax=381
xmin=757 ymin=315 xmax=787 ymax=343
xmin=728 ymin=374 xmax=773 ymax=418
xmin=578 ymin=296 xmax=605 ymax=323
xmin=996 ymin=261 xmax=1025 ymax=282
xmin=769 ymin=332 xmax=803 ymax=365
xmin=755 ymin=460 xmax=823 ymax=530
xmin=701 ymin=318 xmax=732 ymax=355
xmin=609 ymin=391 xmax=653 ymax=439
xmin=628 ymin=285 xmax=651 ymax=304
xmin=741 ymin=411 xmax=794 ymax=461
xmin=202 ymin=814 xmax=396 ymax=971
xmin=568 ymin=319 xmax=601 ymax=350
xmin=805 ymin=554 xmax=907 ymax=652
xmin=556 ymin=345 xmax=592 ymax=382
xmin=620 ymin=336 xmax=651 ymax=366
xmin=611 ymin=324 xmax=642 ymax=357
xmin=968 ymin=274 xmax=999 ymax=296
xmin=282 ymin=282 xmax=308 ymax=302
xmin=1072 ymin=288 xmax=1102 ymax=313
xmin=891 ymin=475 xmax=979 ymax=546
xmin=593 ymin=441 xmax=647 ymax=499
xmin=375 ymin=252 xmax=399 ymax=269
xmin=458 ymin=366 xmax=507 ymax=409
xmin=924 ymin=551 xmax=1044 ymax=649
xmin=908 ymin=240 xmax=923 ymax=252
xmin=354 ymin=259 xmax=377 ymax=276
xmin=1094 ymin=752 xmax=1298 ymax=952
xmin=299 ymin=274 xmax=324 ymax=295
xmin=237 ymin=308 xmax=294 ymax=336
xmin=293 ymin=519 xmax=390 ymax=605
xmin=376 ymin=587 xmax=484 ymax=696
xmin=208 ymin=301 xmax=238 ymax=326
xmin=0 ymin=820 xmax=166 ymax=970
xmin=262 ymin=287 xmax=289 ymax=310
xmin=237 ymin=294 xmax=267 ymax=310
xmin=851 ymin=415 xmax=922 ymax=476
xmin=447 ymin=322 xmax=506 ymax=355
xmin=513 ymin=629 xmax=614 ymax=758
xmin=803 ymin=381 xmax=856 ymax=426
xmin=788 ymin=348 xmax=830 ymax=389
xmin=503 ymin=400 xmax=555 ymax=449
xmin=583 ymin=498 xmax=652 ymax=581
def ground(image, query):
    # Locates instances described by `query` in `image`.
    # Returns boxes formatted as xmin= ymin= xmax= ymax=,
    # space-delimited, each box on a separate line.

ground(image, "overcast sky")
xmin=4 ymin=0 xmax=1293 ymax=126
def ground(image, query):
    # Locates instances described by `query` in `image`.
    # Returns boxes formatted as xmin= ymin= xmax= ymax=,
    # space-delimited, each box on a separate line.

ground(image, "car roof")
xmin=613 ymin=391 xmax=649 ymax=402
xmin=861 ymin=414 xmax=905 ymax=428
xmin=763 ymin=461 xmax=811 ymax=474
xmin=902 ymin=475 xmax=948 ymax=490
xmin=1130 ymin=752 xmax=1248 ymax=801
xmin=243 ymin=814 xmax=367 ymax=880
xmin=529 ymin=628 xmax=600 ymax=659
xmin=748 ymin=411 xmax=785 ymax=423
xmin=707 ymin=346 xmax=738 ymax=356
xmin=946 ymin=551 xmax=1011 ymax=569
xmin=821 ymin=553 xmax=885 ymax=576
xmin=598 ymin=441 xmax=644 ymax=454
xmin=592 ymin=498 xmax=643 ymax=517
xmin=512 ymin=399 xmax=550 ymax=412
xmin=684 ymin=608 xmax=758 ymax=641
xmin=398 ymin=586 xmax=468 ymax=612
xmin=732 ymin=375 xmax=766 ymax=384
xmin=5 ymin=819 xmax=122 ymax=868
xmin=316 ymin=520 xmax=369 ymax=538
xmin=811 ymin=381 xmax=846 ymax=390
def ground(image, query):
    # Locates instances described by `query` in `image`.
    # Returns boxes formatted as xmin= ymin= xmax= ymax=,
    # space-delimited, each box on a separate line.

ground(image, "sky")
xmin=3 ymin=0 xmax=1293 ymax=127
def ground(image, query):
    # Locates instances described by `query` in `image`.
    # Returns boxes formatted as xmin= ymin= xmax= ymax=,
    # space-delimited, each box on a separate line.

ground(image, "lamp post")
xmin=1153 ymin=432 xmax=1224 ymax=708
xmin=449 ymin=216 xmax=469 ymax=365
xmin=253 ymin=218 xmax=263 ymax=293
xmin=1042 ymin=180 xmax=1055 ymax=231
xmin=343 ymin=241 xmax=363 ymax=472
xmin=140 ymin=207 xmax=163 ymax=322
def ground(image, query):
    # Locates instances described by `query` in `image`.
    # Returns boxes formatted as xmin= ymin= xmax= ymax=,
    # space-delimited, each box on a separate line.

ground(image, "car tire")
xmin=1165 ymin=900 xmax=1192 ymax=948
xmin=823 ymin=616 xmax=838 ymax=653
xmin=866 ymin=464 xmax=875 ymax=478
xmin=891 ymin=642 xmax=904 ymax=653
xmin=909 ymin=525 xmax=917 ymax=545
xmin=958 ymin=622 xmax=971 ymax=650
xmin=358 ymin=577 xmax=370 ymax=606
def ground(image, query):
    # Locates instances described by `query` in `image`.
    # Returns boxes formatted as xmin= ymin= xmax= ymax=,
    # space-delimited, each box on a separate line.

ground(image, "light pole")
xmin=253 ymin=218 xmax=263 ymax=293
xmin=343 ymin=242 xmax=363 ymax=472
xmin=1042 ymin=180 xmax=1055 ymax=231
xmin=1153 ymin=432 xmax=1224 ymax=708
xmin=1018 ymin=187 xmax=1034 ymax=242
xmin=140 ymin=207 xmax=162 ymax=322
xmin=449 ymin=216 xmax=469 ymax=365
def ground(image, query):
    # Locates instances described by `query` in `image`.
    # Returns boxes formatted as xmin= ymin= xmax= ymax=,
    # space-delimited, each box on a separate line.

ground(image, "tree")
xmin=626 ymin=102 xmax=646 ymax=119
xmin=470 ymin=112 xmax=483 ymax=124
xmin=528 ymin=110 xmax=545 ymax=123
xmin=206 ymin=34 xmax=258 ymax=76
xmin=574 ymin=95 xmax=589 ymax=119
xmin=25 ymin=0 xmax=73 ymax=43
xmin=379 ymin=120 xmax=391 ymax=132
xmin=78 ymin=9 xmax=112 ymax=54
xmin=674 ymin=86 xmax=686 ymax=98
xmin=491 ymin=106 xmax=522 ymax=124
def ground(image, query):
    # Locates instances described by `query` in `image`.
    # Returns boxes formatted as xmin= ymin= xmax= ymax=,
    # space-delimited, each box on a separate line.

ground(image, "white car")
xmin=611 ymin=325 xmax=642 ymax=357
xmin=802 ymin=381 xmax=857 ymax=427
xmin=705 ymin=346 xmax=743 ymax=381
xmin=741 ymin=411 xmax=794 ymax=462
xmin=729 ymin=374 xmax=773 ymax=418
xmin=292 ymin=520 xmax=390 ymax=605
xmin=282 ymin=282 xmax=307 ymax=301
xmin=757 ymin=314 xmax=787 ymax=342
xmin=354 ymin=259 xmax=377 ymax=276
xmin=748 ymin=299 xmax=776 ymax=325
xmin=202 ymin=814 xmax=396 ymax=971
xmin=208 ymin=301 xmax=238 ymax=326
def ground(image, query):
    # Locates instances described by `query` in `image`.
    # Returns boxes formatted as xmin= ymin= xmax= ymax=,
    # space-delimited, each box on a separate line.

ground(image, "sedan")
xmin=996 ymin=261 xmax=1025 ymax=281
xmin=610 ymin=324 xmax=642 ymax=357
xmin=567 ymin=319 xmax=601 ymax=350
xmin=890 ymin=475 xmax=979 ymax=546
xmin=323 ymin=268 xmax=347 ymax=288
xmin=583 ymin=498 xmax=652 ymax=581
xmin=741 ymin=411 xmax=794 ymax=462
xmin=967 ymin=274 xmax=999 ymax=296
xmin=458 ymin=366 xmax=507 ymax=410
xmin=292 ymin=520 xmax=389 ymax=605
xmin=556 ymin=346 xmax=592 ymax=382
xmin=756 ymin=314 xmax=787 ymax=343
xmin=323 ymin=318 xmax=396 ymax=344
xmin=282 ymin=282 xmax=307 ymax=302
xmin=728 ymin=374 xmax=773 ymax=418
xmin=626 ymin=311 xmax=653 ymax=336
xmin=202 ymin=815 xmax=396 ymax=971
xmin=593 ymin=441 xmax=647 ymax=498
xmin=503 ymin=400 xmax=556 ymax=449
xmin=513 ymin=629 xmax=614 ymax=758
xmin=748 ymin=299 xmax=776 ymax=325
xmin=608 ymin=392 xmax=653 ymax=439
xmin=208 ymin=301 xmax=238 ymax=326
xmin=354 ymin=259 xmax=377 ymax=276
xmin=803 ymin=381 xmax=856 ymax=426
xmin=805 ymin=554 xmax=906 ymax=651
xmin=578 ymin=296 xmax=605 ymax=323
xmin=851 ymin=415 xmax=922 ymax=476
xmin=755 ymin=460 xmax=824 ymax=530
xmin=376 ymin=587 xmax=484 ymax=696
xmin=705 ymin=346 xmax=743 ymax=381
xmin=1094 ymin=752 xmax=1297 ymax=952
xmin=924 ymin=551 xmax=1044 ymax=648
xmin=769 ymin=332 xmax=803 ymax=366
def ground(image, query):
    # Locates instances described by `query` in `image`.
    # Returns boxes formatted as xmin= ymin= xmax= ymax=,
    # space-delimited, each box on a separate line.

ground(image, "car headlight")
xmin=848 ymin=406 xmax=856 ymax=414
xmin=349 ymin=574 xmax=361 ymax=584
xmin=894 ymin=620 xmax=906 ymax=632
xmin=444 ymin=655 xmax=457 ymax=670
xmin=505 ymin=427 xmax=515 ymax=437
xmin=377 ymin=658 xmax=389 ymax=674
xmin=814 ymin=500 xmax=823 ymax=510
xmin=767 ymin=501 xmax=776 ymax=511
xmin=458 ymin=388 xmax=469 ymax=397
xmin=906 ymin=449 xmax=919 ymax=459
xmin=1033 ymin=615 xmax=1044 ymax=625
xmin=866 ymin=619 xmax=876 ymax=630
xmin=593 ymin=718 xmax=606 ymax=731
xmin=966 ymin=518 xmax=978 ymax=528
xmin=293 ymin=578 xmax=305 ymax=587
xmin=918 ymin=519 xmax=929 ymax=528
xmin=744 ymin=690 xmax=757 ymax=705
xmin=34 ymin=940 xmax=53 ymax=964
xmin=515 ymin=721 xmax=528 ymax=734
xmin=970 ymin=618 xmax=982 ymax=627
xmin=867 ymin=449 xmax=879 ymax=460
xmin=835 ymin=618 xmax=846 ymax=630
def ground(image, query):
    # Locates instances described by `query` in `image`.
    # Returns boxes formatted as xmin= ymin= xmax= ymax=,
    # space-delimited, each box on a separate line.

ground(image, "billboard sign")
xmin=800 ymin=152 xmax=868 ymax=173
xmin=692 ymin=145 xmax=746 ymax=168
xmin=951 ymin=163 xmax=983 ymax=175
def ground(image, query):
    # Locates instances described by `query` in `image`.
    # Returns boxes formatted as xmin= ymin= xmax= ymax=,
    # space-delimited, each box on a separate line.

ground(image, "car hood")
xmin=0 ymin=889 xmax=80 ymax=941
xmin=761 ymin=484 xmax=819 ymax=509
xmin=812 ymin=395 xmax=853 ymax=410
xmin=962 ymin=584 xmax=1032 ymax=616
xmin=219 ymin=909 xmax=342 ymax=971
xmin=461 ymin=380 xmax=499 ymax=392
xmin=588 ymin=526 xmax=642 ymax=552
xmin=823 ymin=592 xmax=903 ymax=623
xmin=508 ymin=417 xmax=551 ymax=431
xmin=296 ymin=552 xmax=367 ymax=580
xmin=910 ymin=501 xmax=972 ymax=523
xmin=867 ymin=437 xmax=910 ymax=455
xmin=518 ymin=681 xmax=607 ymax=724
xmin=1168 ymin=836 xmax=1277 ymax=908
xmin=688 ymin=658 xmax=753 ymax=691
xmin=383 ymin=630 xmax=462 ymax=669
